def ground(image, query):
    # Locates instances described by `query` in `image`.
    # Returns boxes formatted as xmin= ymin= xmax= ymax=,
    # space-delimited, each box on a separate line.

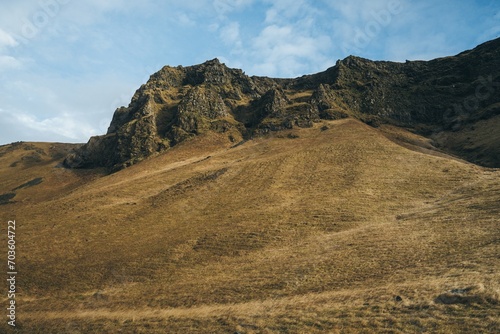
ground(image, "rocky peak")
xmin=184 ymin=58 xmax=230 ymax=85
xmin=146 ymin=65 xmax=186 ymax=90
xmin=64 ymin=38 xmax=500 ymax=171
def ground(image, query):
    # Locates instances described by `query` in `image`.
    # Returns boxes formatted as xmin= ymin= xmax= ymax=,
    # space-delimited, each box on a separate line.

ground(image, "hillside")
xmin=0 ymin=39 xmax=499 ymax=333
xmin=1 ymin=118 xmax=499 ymax=333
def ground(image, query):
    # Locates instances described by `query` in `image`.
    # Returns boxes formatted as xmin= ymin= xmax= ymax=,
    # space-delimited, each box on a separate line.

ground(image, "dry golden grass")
xmin=286 ymin=90 xmax=314 ymax=102
xmin=0 ymin=119 xmax=498 ymax=333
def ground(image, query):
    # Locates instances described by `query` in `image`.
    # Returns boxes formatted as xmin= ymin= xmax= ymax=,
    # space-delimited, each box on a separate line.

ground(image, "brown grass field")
xmin=0 ymin=119 xmax=498 ymax=333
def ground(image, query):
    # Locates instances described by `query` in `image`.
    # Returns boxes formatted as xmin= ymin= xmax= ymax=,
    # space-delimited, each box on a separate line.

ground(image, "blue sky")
xmin=0 ymin=0 xmax=499 ymax=145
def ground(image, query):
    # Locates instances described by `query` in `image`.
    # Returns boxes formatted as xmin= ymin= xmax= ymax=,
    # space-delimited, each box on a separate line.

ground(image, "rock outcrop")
xmin=64 ymin=38 xmax=500 ymax=171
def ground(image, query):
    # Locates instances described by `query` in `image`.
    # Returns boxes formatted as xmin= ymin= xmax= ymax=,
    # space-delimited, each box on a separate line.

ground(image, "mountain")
xmin=0 ymin=40 xmax=499 ymax=333
xmin=64 ymin=38 xmax=500 ymax=171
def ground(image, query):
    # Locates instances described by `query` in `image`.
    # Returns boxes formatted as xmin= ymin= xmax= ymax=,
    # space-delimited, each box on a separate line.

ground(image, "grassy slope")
xmin=0 ymin=119 xmax=498 ymax=333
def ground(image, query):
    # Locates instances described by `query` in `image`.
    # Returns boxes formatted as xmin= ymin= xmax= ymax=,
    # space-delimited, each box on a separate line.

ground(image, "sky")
xmin=0 ymin=0 xmax=499 ymax=145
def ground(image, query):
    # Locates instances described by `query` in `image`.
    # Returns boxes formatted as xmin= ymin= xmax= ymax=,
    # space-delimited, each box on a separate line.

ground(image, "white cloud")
xmin=249 ymin=24 xmax=332 ymax=77
xmin=0 ymin=0 xmax=75 ymax=45
xmin=220 ymin=21 xmax=241 ymax=48
xmin=328 ymin=0 xmax=406 ymax=58
xmin=213 ymin=0 xmax=255 ymax=16
xmin=326 ymin=0 xmax=404 ymax=22
xmin=0 ymin=70 xmax=140 ymax=145
xmin=213 ymin=1 xmax=335 ymax=77
xmin=0 ymin=29 xmax=21 ymax=71
xmin=0 ymin=109 xmax=97 ymax=144
xmin=0 ymin=56 xmax=22 ymax=71
xmin=0 ymin=29 xmax=18 ymax=49
xmin=0 ymin=105 xmax=113 ymax=144
xmin=177 ymin=13 xmax=196 ymax=26
xmin=14 ymin=112 xmax=96 ymax=140
xmin=263 ymin=0 xmax=317 ymax=24
xmin=208 ymin=23 xmax=219 ymax=32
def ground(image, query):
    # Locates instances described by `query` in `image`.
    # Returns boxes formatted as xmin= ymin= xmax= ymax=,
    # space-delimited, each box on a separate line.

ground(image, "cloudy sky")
xmin=0 ymin=0 xmax=499 ymax=145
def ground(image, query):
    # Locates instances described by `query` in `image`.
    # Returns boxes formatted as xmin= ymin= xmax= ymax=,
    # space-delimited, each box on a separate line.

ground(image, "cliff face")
xmin=64 ymin=38 xmax=500 ymax=171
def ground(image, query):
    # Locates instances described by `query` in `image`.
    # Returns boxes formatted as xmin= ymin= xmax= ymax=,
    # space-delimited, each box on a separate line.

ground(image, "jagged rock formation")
xmin=64 ymin=38 xmax=500 ymax=171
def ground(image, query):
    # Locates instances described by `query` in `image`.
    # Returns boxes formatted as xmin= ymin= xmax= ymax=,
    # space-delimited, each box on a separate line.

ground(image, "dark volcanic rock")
xmin=65 ymin=38 xmax=500 ymax=171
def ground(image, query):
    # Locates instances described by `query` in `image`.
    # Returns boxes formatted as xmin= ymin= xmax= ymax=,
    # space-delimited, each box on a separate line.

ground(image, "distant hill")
xmin=64 ymin=38 xmax=500 ymax=171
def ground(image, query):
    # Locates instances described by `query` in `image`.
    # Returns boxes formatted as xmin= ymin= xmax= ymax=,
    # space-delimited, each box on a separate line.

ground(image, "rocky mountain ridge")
xmin=64 ymin=38 xmax=500 ymax=171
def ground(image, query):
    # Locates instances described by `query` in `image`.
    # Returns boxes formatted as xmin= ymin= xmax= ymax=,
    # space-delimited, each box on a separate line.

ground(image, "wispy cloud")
xmin=0 ymin=106 xmax=104 ymax=144
xmin=0 ymin=70 xmax=136 ymax=144
xmin=0 ymin=29 xmax=18 ymax=49
xmin=3 ymin=111 xmax=96 ymax=141
xmin=0 ymin=56 xmax=23 ymax=71
xmin=327 ymin=0 xmax=406 ymax=59
xmin=249 ymin=24 xmax=332 ymax=77
xmin=176 ymin=13 xmax=197 ymax=27
xmin=213 ymin=0 xmax=255 ymax=17
xmin=220 ymin=22 xmax=242 ymax=49
xmin=263 ymin=0 xmax=316 ymax=23
xmin=0 ymin=28 xmax=22 ymax=72
xmin=216 ymin=1 xmax=333 ymax=77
